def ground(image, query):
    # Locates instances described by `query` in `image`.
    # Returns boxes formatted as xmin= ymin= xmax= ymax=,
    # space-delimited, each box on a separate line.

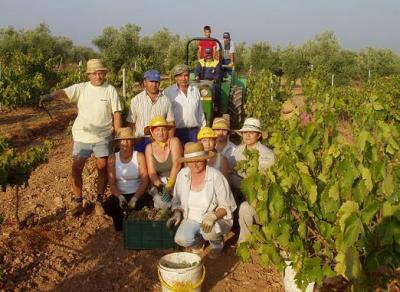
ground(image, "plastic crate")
xmin=123 ymin=217 xmax=176 ymax=250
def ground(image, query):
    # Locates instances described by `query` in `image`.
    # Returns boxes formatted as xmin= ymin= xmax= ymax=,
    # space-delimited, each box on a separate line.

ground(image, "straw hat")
xmin=281 ymin=100 xmax=297 ymax=121
xmin=197 ymin=127 xmax=217 ymax=140
xmin=212 ymin=117 xmax=230 ymax=131
xmin=144 ymin=116 xmax=174 ymax=135
xmin=115 ymin=127 xmax=135 ymax=140
xmin=86 ymin=59 xmax=108 ymax=74
xmin=172 ymin=64 xmax=190 ymax=76
xmin=179 ymin=142 xmax=214 ymax=163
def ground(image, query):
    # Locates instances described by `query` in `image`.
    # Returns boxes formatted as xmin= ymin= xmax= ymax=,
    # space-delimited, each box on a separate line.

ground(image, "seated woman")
xmin=103 ymin=127 xmax=150 ymax=231
xmin=144 ymin=116 xmax=182 ymax=207
xmin=197 ymin=126 xmax=229 ymax=179
xmin=167 ymin=142 xmax=236 ymax=258
xmin=232 ymin=118 xmax=275 ymax=244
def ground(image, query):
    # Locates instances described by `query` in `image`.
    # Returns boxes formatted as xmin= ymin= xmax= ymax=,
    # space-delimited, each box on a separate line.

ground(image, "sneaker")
xmin=70 ymin=196 xmax=84 ymax=217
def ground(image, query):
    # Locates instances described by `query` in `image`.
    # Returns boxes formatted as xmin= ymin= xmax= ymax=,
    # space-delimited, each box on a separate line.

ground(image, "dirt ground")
xmin=0 ymin=105 xmax=284 ymax=291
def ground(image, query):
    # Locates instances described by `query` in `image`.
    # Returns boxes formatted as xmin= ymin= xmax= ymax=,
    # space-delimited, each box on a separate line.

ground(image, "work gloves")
xmin=166 ymin=210 xmax=182 ymax=228
xmin=201 ymin=213 xmax=218 ymax=233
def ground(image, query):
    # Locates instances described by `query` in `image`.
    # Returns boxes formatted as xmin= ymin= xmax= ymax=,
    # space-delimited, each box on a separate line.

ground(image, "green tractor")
xmin=185 ymin=37 xmax=247 ymax=128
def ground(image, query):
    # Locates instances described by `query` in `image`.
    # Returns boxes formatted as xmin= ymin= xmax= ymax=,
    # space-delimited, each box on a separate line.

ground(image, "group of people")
xmin=39 ymin=29 xmax=271 ymax=258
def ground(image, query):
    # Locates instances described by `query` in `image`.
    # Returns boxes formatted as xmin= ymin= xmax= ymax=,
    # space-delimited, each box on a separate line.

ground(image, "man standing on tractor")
xmin=221 ymin=32 xmax=235 ymax=75
xmin=164 ymin=64 xmax=206 ymax=145
xmin=39 ymin=59 xmax=122 ymax=216
xmin=127 ymin=69 xmax=175 ymax=152
xmin=198 ymin=25 xmax=219 ymax=60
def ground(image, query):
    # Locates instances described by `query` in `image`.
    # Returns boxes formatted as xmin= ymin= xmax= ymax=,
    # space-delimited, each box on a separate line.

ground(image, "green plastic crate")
xmin=123 ymin=217 xmax=176 ymax=250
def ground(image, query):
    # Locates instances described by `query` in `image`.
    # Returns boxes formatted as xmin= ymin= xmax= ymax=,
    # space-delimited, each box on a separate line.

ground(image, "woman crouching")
xmin=166 ymin=142 xmax=236 ymax=258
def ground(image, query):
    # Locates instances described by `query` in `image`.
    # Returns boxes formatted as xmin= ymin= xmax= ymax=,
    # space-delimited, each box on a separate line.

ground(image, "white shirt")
xmin=164 ymin=84 xmax=206 ymax=129
xmin=64 ymin=82 xmax=121 ymax=143
xmin=172 ymin=166 xmax=237 ymax=223
xmin=115 ymin=151 xmax=140 ymax=194
xmin=222 ymin=41 xmax=235 ymax=60
xmin=187 ymin=188 xmax=209 ymax=223
xmin=127 ymin=90 xmax=175 ymax=137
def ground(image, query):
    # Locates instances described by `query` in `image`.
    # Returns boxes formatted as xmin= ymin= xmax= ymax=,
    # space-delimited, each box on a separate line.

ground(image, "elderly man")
xmin=164 ymin=64 xmax=206 ymax=145
xmin=39 ymin=59 xmax=122 ymax=216
xmin=127 ymin=69 xmax=175 ymax=152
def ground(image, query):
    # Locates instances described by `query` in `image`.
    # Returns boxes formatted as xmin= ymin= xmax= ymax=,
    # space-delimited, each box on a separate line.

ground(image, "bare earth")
xmin=0 ymin=105 xmax=283 ymax=291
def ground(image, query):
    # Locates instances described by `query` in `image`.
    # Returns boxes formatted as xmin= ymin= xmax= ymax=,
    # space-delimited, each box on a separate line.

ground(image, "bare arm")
xmin=145 ymin=143 xmax=162 ymax=187
xmin=107 ymin=154 xmax=121 ymax=196
xmin=220 ymin=156 xmax=229 ymax=180
xmin=51 ymin=89 xmax=69 ymax=101
xmin=213 ymin=208 xmax=227 ymax=220
xmin=113 ymin=111 xmax=122 ymax=133
xmin=133 ymin=152 xmax=149 ymax=199
xmin=168 ymin=137 xmax=183 ymax=187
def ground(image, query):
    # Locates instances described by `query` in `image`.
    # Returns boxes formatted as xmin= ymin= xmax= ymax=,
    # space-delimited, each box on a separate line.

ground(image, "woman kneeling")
xmin=167 ymin=142 xmax=236 ymax=258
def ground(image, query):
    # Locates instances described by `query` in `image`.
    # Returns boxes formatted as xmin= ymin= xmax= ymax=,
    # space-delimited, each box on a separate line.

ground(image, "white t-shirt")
xmin=64 ymin=82 xmax=121 ymax=143
xmin=115 ymin=151 xmax=140 ymax=194
xmin=187 ymin=188 xmax=209 ymax=223
xmin=222 ymin=41 xmax=235 ymax=60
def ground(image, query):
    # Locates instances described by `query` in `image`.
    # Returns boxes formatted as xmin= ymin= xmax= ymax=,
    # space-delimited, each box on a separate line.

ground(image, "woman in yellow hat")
xmin=166 ymin=142 xmax=236 ymax=258
xmin=197 ymin=126 xmax=229 ymax=179
xmin=144 ymin=116 xmax=183 ymax=206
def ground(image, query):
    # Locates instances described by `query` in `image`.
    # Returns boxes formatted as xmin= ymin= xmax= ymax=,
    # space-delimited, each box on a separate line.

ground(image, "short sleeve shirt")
xmin=222 ymin=41 xmax=235 ymax=60
xmin=64 ymin=82 xmax=121 ymax=143
xmin=126 ymin=90 xmax=175 ymax=137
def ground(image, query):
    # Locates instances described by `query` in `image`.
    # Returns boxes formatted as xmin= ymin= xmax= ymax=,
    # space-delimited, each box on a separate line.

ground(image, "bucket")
xmin=283 ymin=261 xmax=314 ymax=292
xmin=158 ymin=252 xmax=205 ymax=292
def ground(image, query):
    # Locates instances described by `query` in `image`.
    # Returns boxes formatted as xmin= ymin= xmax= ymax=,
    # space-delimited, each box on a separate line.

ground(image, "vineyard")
xmin=0 ymin=23 xmax=400 ymax=291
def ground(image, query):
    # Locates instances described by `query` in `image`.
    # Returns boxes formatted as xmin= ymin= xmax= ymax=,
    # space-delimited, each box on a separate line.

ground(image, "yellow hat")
xmin=197 ymin=127 xmax=218 ymax=140
xmin=212 ymin=117 xmax=230 ymax=131
xmin=144 ymin=116 xmax=174 ymax=135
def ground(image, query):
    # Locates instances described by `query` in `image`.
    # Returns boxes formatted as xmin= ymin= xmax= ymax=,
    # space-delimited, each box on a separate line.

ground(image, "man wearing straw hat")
xmin=39 ymin=59 xmax=122 ymax=216
xmin=232 ymin=117 xmax=275 ymax=244
xmin=164 ymin=64 xmax=206 ymax=145
xmin=167 ymin=142 xmax=236 ymax=258
xmin=127 ymin=69 xmax=175 ymax=152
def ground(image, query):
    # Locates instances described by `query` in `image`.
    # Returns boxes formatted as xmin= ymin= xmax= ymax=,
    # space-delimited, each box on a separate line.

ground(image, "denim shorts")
xmin=73 ymin=138 xmax=113 ymax=158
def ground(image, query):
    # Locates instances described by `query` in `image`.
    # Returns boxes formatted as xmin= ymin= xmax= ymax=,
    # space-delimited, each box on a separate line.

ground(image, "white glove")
xmin=201 ymin=213 xmax=218 ymax=233
xmin=153 ymin=194 xmax=171 ymax=210
xmin=118 ymin=195 xmax=128 ymax=209
xmin=129 ymin=196 xmax=138 ymax=209
xmin=166 ymin=210 xmax=182 ymax=228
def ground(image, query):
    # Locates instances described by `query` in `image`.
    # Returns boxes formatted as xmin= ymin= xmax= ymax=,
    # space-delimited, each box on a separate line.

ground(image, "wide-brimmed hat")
xmin=115 ymin=127 xmax=135 ymax=140
xmin=179 ymin=142 xmax=214 ymax=163
xmin=197 ymin=127 xmax=217 ymax=140
xmin=236 ymin=117 xmax=262 ymax=134
xmin=212 ymin=117 xmax=230 ymax=131
xmin=86 ymin=59 xmax=108 ymax=74
xmin=144 ymin=116 xmax=174 ymax=135
xmin=172 ymin=64 xmax=190 ymax=76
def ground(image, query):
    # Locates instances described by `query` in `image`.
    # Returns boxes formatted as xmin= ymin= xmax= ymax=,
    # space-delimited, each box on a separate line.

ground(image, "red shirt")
xmin=198 ymin=39 xmax=217 ymax=58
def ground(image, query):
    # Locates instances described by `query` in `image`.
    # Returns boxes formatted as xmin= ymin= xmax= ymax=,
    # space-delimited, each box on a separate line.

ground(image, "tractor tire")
xmin=229 ymin=85 xmax=244 ymax=129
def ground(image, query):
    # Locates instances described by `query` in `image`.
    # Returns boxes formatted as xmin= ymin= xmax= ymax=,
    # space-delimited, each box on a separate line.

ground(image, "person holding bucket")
xmin=197 ymin=126 xmax=229 ymax=179
xmin=103 ymin=127 xmax=150 ymax=231
xmin=167 ymin=142 xmax=236 ymax=258
xmin=144 ymin=116 xmax=183 ymax=209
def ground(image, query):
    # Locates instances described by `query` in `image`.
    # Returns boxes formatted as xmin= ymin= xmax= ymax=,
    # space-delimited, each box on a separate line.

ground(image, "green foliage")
xmin=0 ymin=138 xmax=53 ymax=188
xmin=237 ymin=76 xmax=400 ymax=289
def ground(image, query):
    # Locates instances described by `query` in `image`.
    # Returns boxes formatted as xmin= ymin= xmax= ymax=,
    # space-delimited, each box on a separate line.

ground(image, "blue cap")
xmin=205 ymin=47 xmax=213 ymax=55
xmin=143 ymin=69 xmax=161 ymax=81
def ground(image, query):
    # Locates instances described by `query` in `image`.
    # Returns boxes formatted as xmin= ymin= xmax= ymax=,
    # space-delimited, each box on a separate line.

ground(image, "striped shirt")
xmin=126 ymin=90 xmax=175 ymax=137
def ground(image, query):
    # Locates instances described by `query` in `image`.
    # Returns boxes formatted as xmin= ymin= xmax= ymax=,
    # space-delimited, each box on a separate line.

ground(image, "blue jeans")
xmin=174 ymin=218 xmax=231 ymax=250
xmin=175 ymin=127 xmax=199 ymax=146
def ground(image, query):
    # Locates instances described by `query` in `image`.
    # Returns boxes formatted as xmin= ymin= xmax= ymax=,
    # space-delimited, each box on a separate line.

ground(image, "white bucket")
xmin=283 ymin=261 xmax=315 ymax=292
xmin=158 ymin=252 xmax=205 ymax=292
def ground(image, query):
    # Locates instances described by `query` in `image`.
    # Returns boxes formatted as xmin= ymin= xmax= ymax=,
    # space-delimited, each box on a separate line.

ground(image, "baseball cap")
xmin=223 ymin=32 xmax=230 ymax=39
xmin=205 ymin=47 xmax=213 ymax=56
xmin=143 ymin=69 xmax=161 ymax=81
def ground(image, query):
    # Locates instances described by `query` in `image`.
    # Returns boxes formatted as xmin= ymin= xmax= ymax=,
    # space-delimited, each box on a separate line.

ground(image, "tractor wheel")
xmin=229 ymin=85 xmax=244 ymax=129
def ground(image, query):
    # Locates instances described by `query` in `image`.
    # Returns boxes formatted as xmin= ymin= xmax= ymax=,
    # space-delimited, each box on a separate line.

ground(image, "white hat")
xmin=236 ymin=117 xmax=262 ymax=133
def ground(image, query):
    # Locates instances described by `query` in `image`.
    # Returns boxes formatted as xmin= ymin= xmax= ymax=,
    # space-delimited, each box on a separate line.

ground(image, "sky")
xmin=0 ymin=0 xmax=399 ymax=53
